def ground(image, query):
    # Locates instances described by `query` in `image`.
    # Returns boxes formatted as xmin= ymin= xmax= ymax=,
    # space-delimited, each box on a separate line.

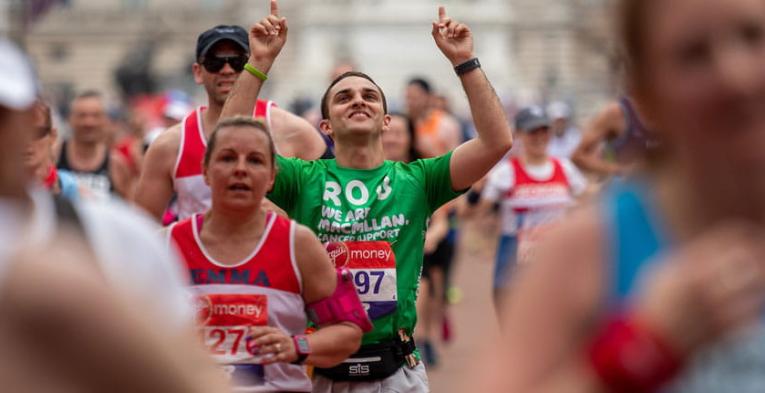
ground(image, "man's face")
xmin=320 ymin=76 xmax=390 ymax=141
xmin=405 ymin=83 xmax=430 ymax=117
xmin=193 ymin=41 xmax=247 ymax=107
xmin=69 ymin=96 xmax=107 ymax=144
xmin=521 ymin=126 xmax=552 ymax=157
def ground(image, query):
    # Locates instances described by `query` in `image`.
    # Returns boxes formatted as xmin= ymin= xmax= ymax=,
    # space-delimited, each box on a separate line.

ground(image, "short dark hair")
xmin=407 ymin=77 xmax=432 ymax=94
xmin=75 ymin=90 xmax=103 ymax=101
xmin=320 ymin=71 xmax=388 ymax=120
xmin=203 ymin=116 xmax=275 ymax=168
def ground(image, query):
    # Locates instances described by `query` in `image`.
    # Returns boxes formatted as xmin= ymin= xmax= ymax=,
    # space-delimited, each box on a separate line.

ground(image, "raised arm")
xmin=571 ymin=102 xmax=625 ymax=176
xmin=270 ymin=106 xmax=327 ymax=160
xmin=432 ymin=6 xmax=513 ymax=191
xmin=220 ymin=0 xmax=288 ymax=120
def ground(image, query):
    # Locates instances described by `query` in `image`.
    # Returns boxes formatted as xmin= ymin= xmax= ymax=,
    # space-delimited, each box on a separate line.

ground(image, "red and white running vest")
xmin=172 ymin=100 xmax=276 ymax=220
xmin=169 ymin=212 xmax=310 ymax=392
xmin=505 ymin=157 xmax=574 ymax=263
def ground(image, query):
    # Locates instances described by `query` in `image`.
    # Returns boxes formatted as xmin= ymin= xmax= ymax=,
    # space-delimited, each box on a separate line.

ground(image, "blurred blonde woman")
xmin=478 ymin=0 xmax=765 ymax=392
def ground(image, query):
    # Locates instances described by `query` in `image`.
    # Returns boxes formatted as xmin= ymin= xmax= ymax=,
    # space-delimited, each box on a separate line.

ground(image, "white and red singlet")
xmin=170 ymin=211 xmax=310 ymax=392
xmin=172 ymin=100 xmax=277 ymax=220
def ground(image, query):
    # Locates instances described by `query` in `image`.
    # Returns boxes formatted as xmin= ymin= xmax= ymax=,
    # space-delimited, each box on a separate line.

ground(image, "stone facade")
xmin=24 ymin=0 xmax=614 ymax=118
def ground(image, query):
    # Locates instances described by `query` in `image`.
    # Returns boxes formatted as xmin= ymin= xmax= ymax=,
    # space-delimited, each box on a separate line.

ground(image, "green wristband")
xmin=244 ymin=63 xmax=268 ymax=81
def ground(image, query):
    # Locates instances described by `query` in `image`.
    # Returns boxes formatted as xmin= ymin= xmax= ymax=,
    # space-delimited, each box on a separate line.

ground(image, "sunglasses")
xmin=201 ymin=55 xmax=248 ymax=73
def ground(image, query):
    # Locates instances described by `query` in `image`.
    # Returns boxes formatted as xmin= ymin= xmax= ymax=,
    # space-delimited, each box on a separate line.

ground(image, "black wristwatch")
xmin=291 ymin=334 xmax=311 ymax=365
xmin=454 ymin=57 xmax=481 ymax=76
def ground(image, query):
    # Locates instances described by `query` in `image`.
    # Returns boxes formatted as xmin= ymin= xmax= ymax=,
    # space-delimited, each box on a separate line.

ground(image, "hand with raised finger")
xmin=431 ymin=5 xmax=474 ymax=66
xmin=247 ymin=326 xmax=297 ymax=364
xmin=248 ymin=0 xmax=288 ymax=73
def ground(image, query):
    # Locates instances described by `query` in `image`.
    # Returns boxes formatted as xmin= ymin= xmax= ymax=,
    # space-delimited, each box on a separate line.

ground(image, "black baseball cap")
xmin=196 ymin=25 xmax=249 ymax=60
xmin=515 ymin=106 xmax=550 ymax=132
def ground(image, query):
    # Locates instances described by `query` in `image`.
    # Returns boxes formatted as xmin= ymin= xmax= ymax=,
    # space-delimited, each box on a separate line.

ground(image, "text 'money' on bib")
xmin=326 ymin=241 xmax=397 ymax=320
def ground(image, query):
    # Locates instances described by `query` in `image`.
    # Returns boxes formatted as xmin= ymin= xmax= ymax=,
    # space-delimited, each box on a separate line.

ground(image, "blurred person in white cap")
xmin=142 ymin=98 xmax=193 ymax=149
xmin=135 ymin=24 xmax=328 ymax=223
xmin=0 ymin=38 xmax=229 ymax=392
xmin=546 ymin=100 xmax=581 ymax=159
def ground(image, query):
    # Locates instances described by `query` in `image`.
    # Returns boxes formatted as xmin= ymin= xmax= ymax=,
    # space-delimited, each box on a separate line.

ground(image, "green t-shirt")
xmin=269 ymin=152 xmax=462 ymax=344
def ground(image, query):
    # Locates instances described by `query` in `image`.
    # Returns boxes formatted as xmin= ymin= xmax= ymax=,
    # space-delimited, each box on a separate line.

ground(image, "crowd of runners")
xmin=3 ymin=0 xmax=765 ymax=391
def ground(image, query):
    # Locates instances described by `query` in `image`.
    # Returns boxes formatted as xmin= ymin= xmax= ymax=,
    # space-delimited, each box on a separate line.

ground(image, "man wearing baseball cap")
xmin=479 ymin=105 xmax=587 ymax=308
xmin=0 ymin=38 xmax=229 ymax=392
xmin=135 ymin=24 xmax=327 ymax=222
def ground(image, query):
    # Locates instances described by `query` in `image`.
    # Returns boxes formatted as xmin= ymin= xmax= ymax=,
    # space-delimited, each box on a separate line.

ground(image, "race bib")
xmin=326 ymin=241 xmax=397 ymax=320
xmin=195 ymin=294 xmax=268 ymax=364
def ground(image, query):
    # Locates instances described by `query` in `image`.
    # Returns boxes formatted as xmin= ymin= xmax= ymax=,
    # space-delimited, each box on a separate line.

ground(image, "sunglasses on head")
xmin=200 ymin=55 xmax=248 ymax=73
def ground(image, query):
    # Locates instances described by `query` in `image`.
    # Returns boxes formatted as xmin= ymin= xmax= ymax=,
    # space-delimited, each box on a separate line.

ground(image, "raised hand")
xmin=248 ymin=0 xmax=288 ymax=71
xmin=431 ymin=6 xmax=475 ymax=66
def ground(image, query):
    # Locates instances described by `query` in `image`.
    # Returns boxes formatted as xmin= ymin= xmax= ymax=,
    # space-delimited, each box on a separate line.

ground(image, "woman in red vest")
xmin=169 ymin=116 xmax=369 ymax=392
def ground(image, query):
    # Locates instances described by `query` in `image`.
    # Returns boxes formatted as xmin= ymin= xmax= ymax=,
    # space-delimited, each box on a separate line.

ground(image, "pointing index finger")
xmin=438 ymin=5 xmax=446 ymax=22
xmin=270 ymin=0 xmax=279 ymax=17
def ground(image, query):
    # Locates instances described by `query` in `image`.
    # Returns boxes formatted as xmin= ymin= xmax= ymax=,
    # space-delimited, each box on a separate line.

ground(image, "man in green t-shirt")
xmin=220 ymin=1 xmax=512 ymax=390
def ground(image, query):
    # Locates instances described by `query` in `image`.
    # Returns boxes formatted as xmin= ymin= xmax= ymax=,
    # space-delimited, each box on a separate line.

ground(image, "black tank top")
xmin=56 ymin=140 xmax=114 ymax=199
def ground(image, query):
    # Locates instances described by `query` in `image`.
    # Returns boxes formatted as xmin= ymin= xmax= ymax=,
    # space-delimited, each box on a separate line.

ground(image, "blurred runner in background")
xmin=0 ymin=37 xmax=227 ymax=393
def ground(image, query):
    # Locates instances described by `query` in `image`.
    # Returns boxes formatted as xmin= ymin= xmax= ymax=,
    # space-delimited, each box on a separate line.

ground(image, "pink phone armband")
xmin=306 ymin=268 xmax=373 ymax=332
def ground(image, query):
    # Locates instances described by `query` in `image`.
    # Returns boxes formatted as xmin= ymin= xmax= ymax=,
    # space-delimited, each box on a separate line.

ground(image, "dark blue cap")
xmin=196 ymin=25 xmax=249 ymax=60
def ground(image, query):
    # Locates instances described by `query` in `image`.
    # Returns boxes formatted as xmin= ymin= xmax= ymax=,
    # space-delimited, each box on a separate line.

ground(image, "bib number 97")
xmin=354 ymin=270 xmax=385 ymax=295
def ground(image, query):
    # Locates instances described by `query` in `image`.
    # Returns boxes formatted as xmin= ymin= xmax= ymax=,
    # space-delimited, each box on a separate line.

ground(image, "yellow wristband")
xmin=244 ymin=63 xmax=268 ymax=81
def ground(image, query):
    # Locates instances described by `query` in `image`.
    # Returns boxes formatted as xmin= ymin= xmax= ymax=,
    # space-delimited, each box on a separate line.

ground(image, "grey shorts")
xmin=311 ymin=363 xmax=429 ymax=393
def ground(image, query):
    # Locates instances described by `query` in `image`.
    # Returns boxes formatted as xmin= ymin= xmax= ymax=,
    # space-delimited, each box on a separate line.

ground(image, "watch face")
xmin=296 ymin=336 xmax=310 ymax=354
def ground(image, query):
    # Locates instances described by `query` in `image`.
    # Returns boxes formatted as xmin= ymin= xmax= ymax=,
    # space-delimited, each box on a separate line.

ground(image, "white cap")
xmin=164 ymin=100 xmax=192 ymax=122
xmin=547 ymin=101 xmax=571 ymax=120
xmin=0 ymin=39 xmax=37 ymax=110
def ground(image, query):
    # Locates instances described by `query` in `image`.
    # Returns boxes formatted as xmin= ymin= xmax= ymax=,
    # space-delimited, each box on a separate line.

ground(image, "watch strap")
xmin=454 ymin=57 xmax=481 ymax=76
xmin=291 ymin=334 xmax=310 ymax=365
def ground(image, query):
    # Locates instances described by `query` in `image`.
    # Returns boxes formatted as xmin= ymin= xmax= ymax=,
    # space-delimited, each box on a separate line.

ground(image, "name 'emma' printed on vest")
xmin=323 ymin=177 xmax=393 ymax=207
xmin=191 ymin=268 xmax=271 ymax=287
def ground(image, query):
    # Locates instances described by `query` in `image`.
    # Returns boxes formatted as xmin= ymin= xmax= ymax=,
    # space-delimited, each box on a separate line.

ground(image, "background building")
xmin=20 ymin=0 xmax=616 ymax=121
